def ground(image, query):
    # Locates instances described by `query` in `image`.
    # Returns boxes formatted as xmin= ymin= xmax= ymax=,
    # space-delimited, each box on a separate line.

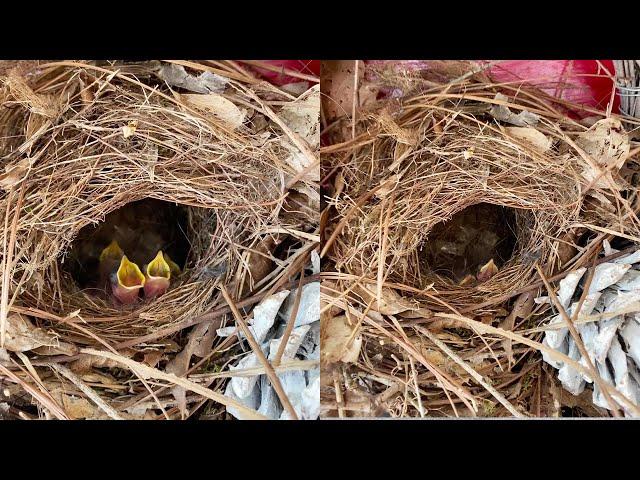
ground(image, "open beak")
xmin=144 ymin=250 xmax=171 ymax=299
xmin=477 ymin=258 xmax=499 ymax=283
xmin=112 ymin=255 xmax=145 ymax=304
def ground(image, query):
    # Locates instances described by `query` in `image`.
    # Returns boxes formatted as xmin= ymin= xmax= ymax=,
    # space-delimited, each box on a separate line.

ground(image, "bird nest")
xmin=321 ymin=61 xmax=640 ymax=418
xmin=0 ymin=61 xmax=313 ymax=349
xmin=323 ymin=68 xmax=639 ymax=312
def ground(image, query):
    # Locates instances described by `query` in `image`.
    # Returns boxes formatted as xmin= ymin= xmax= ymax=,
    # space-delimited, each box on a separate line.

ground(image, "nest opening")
xmin=63 ymin=198 xmax=191 ymax=290
xmin=422 ymin=203 xmax=519 ymax=282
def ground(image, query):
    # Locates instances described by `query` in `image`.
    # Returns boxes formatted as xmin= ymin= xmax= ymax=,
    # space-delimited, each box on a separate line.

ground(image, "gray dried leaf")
xmin=280 ymin=282 xmax=320 ymax=327
xmin=589 ymin=263 xmax=631 ymax=293
xmin=277 ymin=370 xmax=307 ymax=420
xmin=557 ymin=337 xmax=586 ymax=395
xmin=257 ymin=375 xmax=282 ymax=420
xmin=279 ymin=84 xmax=320 ymax=149
xmin=157 ymin=63 xmax=228 ymax=94
xmin=608 ymin=336 xmax=639 ymax=411
xmin=301 ymin=374 xmax=320 ymax=420
xmin=268 ymin=324 xmax=311 ymax=361
xmin=620 ymin=319 xmax=640 ymax=366
xmin=224 ymin=378 xmax=261 ymax=420
xmin=594 ymin=317 xmax=625 ymax=363
xmin=489 ymin=93 xmax=540 ymax=126
xmin=228 ymin=352 xmax=262 ymax=399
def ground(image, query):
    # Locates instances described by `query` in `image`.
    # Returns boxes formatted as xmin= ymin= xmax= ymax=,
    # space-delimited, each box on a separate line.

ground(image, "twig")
xmin=48 ymin=362 xmax=123 ymax=420
xmin=416 ymin=326 xmax=524 ymax=418
xmin=0 ymin=183 xmax=25 ymax=347
xmin=272 ymin=270 xmax=305 ymax=367
xmin=80 ymin=348 xmax=268 ymax=420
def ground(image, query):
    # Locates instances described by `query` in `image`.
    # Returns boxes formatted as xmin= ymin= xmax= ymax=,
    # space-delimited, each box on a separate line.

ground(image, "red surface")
xmin=488 ymin=60 xmax=619 ymax=113
xmin=365 ymin=60 xmax=620 ymax=114
xmin=251 ymin=60 xmax=320 ymax=86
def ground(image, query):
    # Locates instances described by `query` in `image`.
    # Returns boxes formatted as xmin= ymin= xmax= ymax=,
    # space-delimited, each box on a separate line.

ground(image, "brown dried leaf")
xmin=0 ymin=158 xmax=32 ymax=190
xmin=180 ymin=93 xmax=245 ymax=129
xmin=321 ymin=315 xmax=362 ymax=365
xmin=3 ymin=313 xmax=66 ymax=353
xmin=69 ymin=349 xmax=136 ymax=373
xmin=279 ymin=84 xmax=319 ymax=149
xmin=31 ymin=342 xmax=78 ymax=356
xmin=505 ymin=126 xmax=552 ymax=153
xmin=239 ymin=235 xmax=280 ymax=295
xmin=576 ymin=117 xmax=630 ymax=187
xmin=353 ymin=283 xmax=417 ymax=315
xmin=477 ymin=259 xmax=498 ymax=283
xmin=557 ymin=230 xmax=578 ymax=267
xmin=142 ymin=350 xmax=164 ymax=368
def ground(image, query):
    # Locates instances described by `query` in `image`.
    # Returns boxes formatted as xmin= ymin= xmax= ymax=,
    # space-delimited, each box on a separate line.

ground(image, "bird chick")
xmin=144 ymin=250 xmax=171 ymax=299
xmin=99 ymin=240 xmax=124 ymax=284
xmin=477 ymin=258 xmax=498 ymax=283
xmin=162 ymin=252 xmax=181 ymax=277
xmin=112 ymin=255 xmax=145 ymax=304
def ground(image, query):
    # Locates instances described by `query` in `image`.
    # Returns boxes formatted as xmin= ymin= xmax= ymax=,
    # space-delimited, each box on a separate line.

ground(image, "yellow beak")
xmin=112 ymin=255 xmax=145 ymax=304
xmin=477 ymin=258 xmax=499 ymax=283
xmin=144 ymin=250 xmax=171 ymax=299
xmin=100 ymin=239 xmax=124 ymax=263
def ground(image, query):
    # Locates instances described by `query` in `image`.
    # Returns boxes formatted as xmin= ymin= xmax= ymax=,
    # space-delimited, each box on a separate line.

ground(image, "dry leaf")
xmin=0 ymin=158 xmax=32 ymax=190
xmin=279 ymin=84 xmax=319 ymax=149
xmin=31 ymin=342 xmax=78 ymax=356
xmin=239 ymin=235 xmax=280 ymax=295
xmin=353 ymin=283 xmax=416 ymax=315
xmin=321 ymin=315 xmax=362 ymax=364
xmin=3 ymin=313 xmax=69 ymax=353
xmin=142 ymin=350 xmax=164 ymax=368
xmin=122 ymin=120 xmax=138 ymax=138
xmin=181 ymin=93 xmax=245 ymax=129
xmin=375 ymin=174 xmax=400 ymax=199
xmin=157 ymin=63 xmax=228 ymax=94
xmin=557 ymin=230 xmax=578 ymax=267
xmin=69 ymin=349 xmax=135 ymax=373
xmin=489 ymin=93 xmax=540 ymax=127
xmin=505 ymin=126 xmax=552 ymax=153
xmin=576 ymin=117 xmax=630 ymax=187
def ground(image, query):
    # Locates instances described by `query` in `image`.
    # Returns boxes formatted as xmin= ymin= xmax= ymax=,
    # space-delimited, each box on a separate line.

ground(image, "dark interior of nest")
xmin=421 ymin=203 xmax=519 ymax=283
xmin=62 ymin=198 xmax=191 ymax=300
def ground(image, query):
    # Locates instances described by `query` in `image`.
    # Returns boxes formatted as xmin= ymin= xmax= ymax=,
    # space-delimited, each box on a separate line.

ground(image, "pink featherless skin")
xmin=143 ymin=277 xmax=170 ymax=299
xmin=111 ymin=276 xmax=143 ymax=304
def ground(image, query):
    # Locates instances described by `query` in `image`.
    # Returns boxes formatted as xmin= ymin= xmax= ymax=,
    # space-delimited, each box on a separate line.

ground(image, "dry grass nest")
xmin=0 ymin=61 xmax=319 ymax=419
xmin=323 ymin=65 xmax=640 ymax=311
xmin=320 ymin=62 xmax=640 ymax=417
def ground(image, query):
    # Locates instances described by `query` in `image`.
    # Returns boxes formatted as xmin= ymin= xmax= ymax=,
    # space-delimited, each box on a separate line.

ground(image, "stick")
xmin=80 ymin=348 xmax=268 ymax=420
xmin=272 ymin=271 xmax=305 ymax=367
xmin=48 ymin=362 xmax=124 ymax=420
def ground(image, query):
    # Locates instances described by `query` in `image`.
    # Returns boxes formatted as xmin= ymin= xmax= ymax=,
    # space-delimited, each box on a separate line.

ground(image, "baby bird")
xmin=111 ymin=255 xmax=146 ymax=304
xmin=477 ymin=258 xmax=499 ymax=283
xmin=144 ymin=250 xmax=171 ymax=299
xmin=163 ymin=252 xmax=181 ymax=277
xmin=99 ymin=240 xmax=124 ymax=285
